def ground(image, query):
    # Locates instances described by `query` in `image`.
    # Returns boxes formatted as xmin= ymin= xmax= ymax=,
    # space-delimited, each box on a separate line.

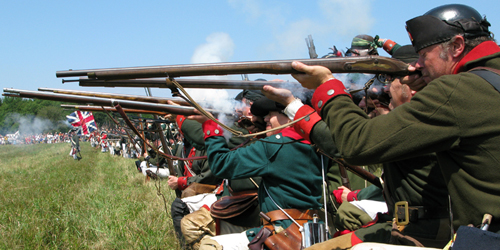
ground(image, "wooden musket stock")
xmin=39 ymin=87 xmax=190 ymax=106
xmin=60 ymin=104 xmax=170 ymax=116
xmin=337 ymin=159 xmax=383 ymax=189
xmin=3 ymin=88 xmax=219 ymax=116
xmin=56 ymin=56 xmax=409 ymax=80
xmin=68 ymin=78 xmax=302 ymax=90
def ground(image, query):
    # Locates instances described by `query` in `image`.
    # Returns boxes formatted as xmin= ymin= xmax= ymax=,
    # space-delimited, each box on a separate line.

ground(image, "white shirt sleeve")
xmin=283 ymin=98 xmax=304 ymax=121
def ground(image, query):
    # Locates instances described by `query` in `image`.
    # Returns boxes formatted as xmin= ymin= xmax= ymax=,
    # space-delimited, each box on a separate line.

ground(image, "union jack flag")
xmin=66 ymin=111 xmax=97 ymax=135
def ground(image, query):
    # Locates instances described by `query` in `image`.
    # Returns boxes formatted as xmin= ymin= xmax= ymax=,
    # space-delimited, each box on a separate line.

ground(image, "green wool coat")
xmin=205 ymin=127 xmax=324 ymax=232
xmin=319 ymin=49 xmax=500 ymax=233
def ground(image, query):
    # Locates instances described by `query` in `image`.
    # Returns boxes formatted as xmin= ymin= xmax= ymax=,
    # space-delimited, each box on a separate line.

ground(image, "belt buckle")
xmin=395 ymin=201 xmax=409 ymax=226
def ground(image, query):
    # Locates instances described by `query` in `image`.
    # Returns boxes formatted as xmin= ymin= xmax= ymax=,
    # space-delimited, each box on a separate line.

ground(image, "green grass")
xmin=0 ymin=142 xmax=181 ymax=249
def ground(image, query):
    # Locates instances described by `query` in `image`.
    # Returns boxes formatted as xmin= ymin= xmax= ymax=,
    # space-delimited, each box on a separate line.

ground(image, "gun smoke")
xmin=4 ymin=113 xmax=68 ymax=136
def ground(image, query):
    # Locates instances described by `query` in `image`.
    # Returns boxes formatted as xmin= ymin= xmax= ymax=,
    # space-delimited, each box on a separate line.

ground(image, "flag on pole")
xmin=66 ymin=111 xmax=97 ymax=135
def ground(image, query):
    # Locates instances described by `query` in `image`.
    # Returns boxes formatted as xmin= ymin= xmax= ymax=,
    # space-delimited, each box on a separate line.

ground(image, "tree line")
xmin=0 ymin=97 xmax=113 ymax=135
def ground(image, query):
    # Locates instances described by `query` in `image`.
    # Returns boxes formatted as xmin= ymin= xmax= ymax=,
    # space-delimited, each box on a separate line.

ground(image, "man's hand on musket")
xmin=262 ymin=85 xmax=296 ymax=106
xmin=291 ymin=61 xmax=335 ymax=89
xmin=400 ymin=63 xmax=427 ymax=91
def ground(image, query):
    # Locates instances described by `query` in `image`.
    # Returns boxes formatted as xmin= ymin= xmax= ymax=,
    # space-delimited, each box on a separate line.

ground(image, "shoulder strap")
xmin=468 ymin=67 xmax=500 ymax=93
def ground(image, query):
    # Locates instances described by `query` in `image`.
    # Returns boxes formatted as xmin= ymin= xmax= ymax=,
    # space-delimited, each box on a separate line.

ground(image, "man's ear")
xmin=451 ymin=35 xmax=466 ymax=58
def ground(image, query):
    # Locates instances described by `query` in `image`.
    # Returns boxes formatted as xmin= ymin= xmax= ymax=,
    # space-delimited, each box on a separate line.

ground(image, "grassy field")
xmin=0 ymin=142 xmax=181 ymax=249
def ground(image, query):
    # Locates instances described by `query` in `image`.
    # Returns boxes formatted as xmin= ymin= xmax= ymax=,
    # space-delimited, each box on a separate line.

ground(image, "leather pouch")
xmin=264 ymin=224 xmax=302 ymax=250
xmin=248 ymin=227 xmax=272 ymax=250
xmin=210 ymin=192 xmax=258 ymax=219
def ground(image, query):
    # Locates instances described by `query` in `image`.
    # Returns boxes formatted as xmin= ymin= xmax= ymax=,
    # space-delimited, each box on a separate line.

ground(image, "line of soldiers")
xmin=257 ymin=4 xmax=500 ymax=250
xmin=127 ymin=4 xmax=499 ymax=249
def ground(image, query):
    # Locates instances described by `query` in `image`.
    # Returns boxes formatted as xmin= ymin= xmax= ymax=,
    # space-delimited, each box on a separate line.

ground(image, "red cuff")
xmin=333 ymin=229 xmax=352 ymax=238
xmin=201 ymin=204 xmax=210 ymax=211
xmin=333 ymin=189 xmax=344 ymax=204
xmin=347 ymin=190 xmax=360 ymax=202
xmin=383 ymin=39 xmax=398 ymax=54
xmin=311 ymin=79 xmax=351 ymax=114
xmin=178 ymin=176 xmax=188 ymax=190
xmin=351 ymin=232 xmax=364 ymax=245
xmin=202 ymin=120 xmax=224 ymax=140
xmin=293 ymin=105 xmax=321 ymax=142
xmin=176 ymin=115 xmax=186 ymax=136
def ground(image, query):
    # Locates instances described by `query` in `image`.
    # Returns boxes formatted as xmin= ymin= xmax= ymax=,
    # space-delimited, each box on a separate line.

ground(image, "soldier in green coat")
xmin=263 ymin=45 xmax=451 ymax=248
xmin=264 ymin=4 xmax=500 ymax=246
xmin=192 ymin=97 xmax=325 ymax=250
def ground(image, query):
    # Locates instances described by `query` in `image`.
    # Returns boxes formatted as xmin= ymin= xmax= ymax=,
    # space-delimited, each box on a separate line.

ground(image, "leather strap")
xmin=264 ymin=209 xmax=318 ymax=223
xmin=469 ymin=67 xmax=500 ymax=93
xmin=397 ymin=206 xmax=449 ymax=223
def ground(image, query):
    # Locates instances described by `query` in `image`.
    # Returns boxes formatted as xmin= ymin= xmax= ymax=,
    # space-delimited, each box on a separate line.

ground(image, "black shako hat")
xmin=406 ymin=4 xmax=491 ymax=52
xmin=250 ymin=97 xmax=285 ymax=117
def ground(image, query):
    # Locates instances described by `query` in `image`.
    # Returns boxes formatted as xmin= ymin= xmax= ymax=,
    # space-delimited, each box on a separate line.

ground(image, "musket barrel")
xmin=74 ymin=78 xmax=301 ymax=90
xmin=38 ymin=87 xmax=190 ymax=105
xmin=56 ymin=56 xmax=410 ymax=80
xmin=60 ymin=104 xmax=170 ymax=116
xmin=3 ymin=88 xmax=217 ymax=116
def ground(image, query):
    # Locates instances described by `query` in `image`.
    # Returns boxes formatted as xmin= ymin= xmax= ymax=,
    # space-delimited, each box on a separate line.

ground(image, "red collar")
xmin=279 ymin=127 xmax=310 ymax=144
xmin=453 ymin=41 xmax=500 ymax=74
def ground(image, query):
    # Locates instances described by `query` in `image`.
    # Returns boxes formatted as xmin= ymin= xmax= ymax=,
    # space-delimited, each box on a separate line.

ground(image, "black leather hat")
xmin=250 ymin=97 xmax=285 ymax=117
xmin=406 ymin=4 xmax=491 ymax=52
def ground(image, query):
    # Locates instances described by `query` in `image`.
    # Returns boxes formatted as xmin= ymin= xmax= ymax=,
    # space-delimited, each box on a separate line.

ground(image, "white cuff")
xmin=284 ymin=98 xmax=304 ymax=121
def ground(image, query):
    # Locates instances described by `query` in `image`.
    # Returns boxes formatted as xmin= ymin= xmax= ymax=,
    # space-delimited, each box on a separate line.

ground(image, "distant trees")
xmin=0 ymin=97 xmax=112 ymax=135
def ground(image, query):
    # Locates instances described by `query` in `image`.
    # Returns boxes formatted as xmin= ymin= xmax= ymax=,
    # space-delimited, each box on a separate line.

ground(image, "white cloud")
xmin=190 ymin=32 xmax=235 ymax=64
xmin=186 ymin=32 xmax=237 ymax=111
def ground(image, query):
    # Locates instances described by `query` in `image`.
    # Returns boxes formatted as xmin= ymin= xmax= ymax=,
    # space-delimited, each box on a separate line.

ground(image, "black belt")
xmin=395 ymin=201 xmax=449 ymax=225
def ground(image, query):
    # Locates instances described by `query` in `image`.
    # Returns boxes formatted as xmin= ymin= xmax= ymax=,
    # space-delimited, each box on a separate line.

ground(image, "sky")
xmin=1 ymin=0 xmax=499 ymax=103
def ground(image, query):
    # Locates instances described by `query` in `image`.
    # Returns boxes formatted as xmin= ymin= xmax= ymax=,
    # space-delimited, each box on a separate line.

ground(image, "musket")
xmin=338 ymin=164 xmax=351 ymax=190
xmin=3 ymin=88 xmax=224 ymax=116
xmin=56 ymin=55 xmax=410 ymax=80
xmin=129 ymin=117 xmax=173 ymax=124
xmin=144 ymin=86 xmax=177 ymax=176
xmin=305 ymin=35 xmax=318 ymax=59
xmin=39 ymin=87 xmax=191 ymax=106
xmin=337 ymin=159 xmax=383 ymax=189
xmin=60 ymin=104 xmax=171 ymax=116
xmin=63 ymin=78 xmax=301 ymax=90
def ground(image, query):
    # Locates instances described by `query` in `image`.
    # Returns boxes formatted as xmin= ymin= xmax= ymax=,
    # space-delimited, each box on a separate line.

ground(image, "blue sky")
xmin=1 ymin=0 xmax=499 ymax=101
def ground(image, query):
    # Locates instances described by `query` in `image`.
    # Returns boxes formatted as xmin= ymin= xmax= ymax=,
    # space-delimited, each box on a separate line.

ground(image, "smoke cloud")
xmin=190 ymin=32 xmax=235 ymax=64
xmin=4 ymin=113 xmax=69 ymax=136
xmin=184 ymin=32 xmax=240 ymax=117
